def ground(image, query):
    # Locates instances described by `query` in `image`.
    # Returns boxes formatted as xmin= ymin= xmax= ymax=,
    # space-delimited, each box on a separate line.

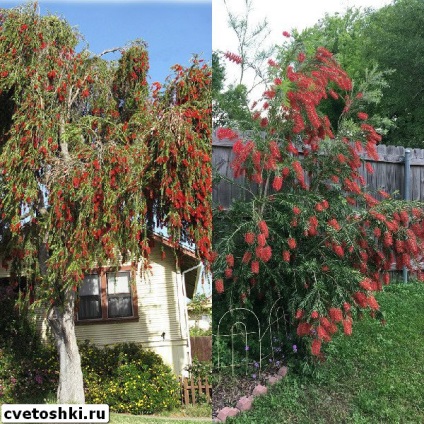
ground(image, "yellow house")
xmin=0 ymin=237 xmax=201 ymax=377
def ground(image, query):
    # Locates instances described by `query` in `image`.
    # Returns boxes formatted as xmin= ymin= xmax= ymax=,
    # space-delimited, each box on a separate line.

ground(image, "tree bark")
xmin=48 ymin=289 xmax=85 ymax=404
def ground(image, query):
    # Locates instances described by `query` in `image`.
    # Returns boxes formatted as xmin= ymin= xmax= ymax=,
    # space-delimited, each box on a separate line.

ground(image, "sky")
xmin=2 ymin=0 xmax=212 ymax=85
xmin=213 ymin=0 xmax=393 ymax=90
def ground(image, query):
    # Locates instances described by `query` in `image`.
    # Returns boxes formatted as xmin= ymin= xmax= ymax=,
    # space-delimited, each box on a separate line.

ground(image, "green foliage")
xmin=226 ymin=282 xmax=424 ymax=423
xmin=190 ymin=327 xmax=212 ymax=337
xmin=184 ymin=357 xmax=212 ymax=381
xmin=80 ymin=342 xmax=180 ymax=415
xmin=213 ymin=40 xmax=424 ymax=361
xmin=293 ymin=0 xmax=424 ymax=147
xmin=0 ymin=286 xmax=58 ymax=403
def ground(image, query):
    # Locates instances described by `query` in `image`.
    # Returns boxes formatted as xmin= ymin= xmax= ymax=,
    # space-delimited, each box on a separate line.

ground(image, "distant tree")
xmin=213 ymin=0 xmax=275 ymax=131
xmin=360 ymin=0 xmax=424 ymax=147
xmin=0 ymin=3 xmax=211 ymax=403
xmin=292 ymin=7 xmax=394 ymax=138
xmin=294 ymin=0 xmax=424 ymax=147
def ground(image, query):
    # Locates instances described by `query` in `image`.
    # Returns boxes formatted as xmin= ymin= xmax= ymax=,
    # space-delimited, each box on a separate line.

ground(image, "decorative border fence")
xmin=214 ymin=298 xmax=289 ymax=377
xmin=213 ymin=134 xmax=424 ymax=209
xmin=180 ymin=376 xmax=212 ymax=405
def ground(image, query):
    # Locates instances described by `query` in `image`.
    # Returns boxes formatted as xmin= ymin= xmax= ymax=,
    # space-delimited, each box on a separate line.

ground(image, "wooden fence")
xmin=180 ymin=376 xmax=212 ymax=405
xmin=190 ymin=336 xmax=212 ymax=362
xmin=213 ymin=134 xmax=424 ymax=208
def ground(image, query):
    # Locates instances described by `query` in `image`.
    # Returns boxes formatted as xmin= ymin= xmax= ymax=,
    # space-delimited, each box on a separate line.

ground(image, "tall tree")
xmin=361 ymin=0 xmax=424 ymax=147
xmin=0 ymin=3 xmax=211 ymax=403
xmin=294 ymin=0 xmax=424 ymax=147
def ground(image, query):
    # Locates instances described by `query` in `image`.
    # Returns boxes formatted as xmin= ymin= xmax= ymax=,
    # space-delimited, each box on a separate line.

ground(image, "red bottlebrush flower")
xmin=224 ymin=51 xmax=242 ymax=64
xmin=337 ymin=154 xmax=348 ymax=165
xmin=242 ymin=251 xmax=252 ymax=264
xmin=82 ymin=88 xmax=90 ymax=98
xmin=274 ymin=77 xmax=282 ymax=85
xmin=315 ymin=203 xmax=324 ymax=212
xmin=353 ymin=292 xmax=368 ymax=308
xmin=321 ymin=200 xmax=329 ymax=209
xmin=297 ymin=322 xmax=312 ymax=336
xmin=297 ymin=52 xmax=306 ymax=62
xmin=357 ymin=112 xmax=368 ymax=120
xmin=311 ymin=339 xmax=322 ymax=356
xmin=343 ymin=318 xmax=352 ymax=335
xmin=268 ymin=58 xmax=278 ymax=67
xmin=251 ymin=261 xmax=260 ymax=274
xmin=367 ymin=296 xmax=379 ymax=310
xmin=359 ymin=278 xmax=373 ymax=291
xmin=365 ymin=162 xmax=374 ymax=174
xmin=394 ymin=239 xmax=404 ymax=253
xmin=329 ymin=308 xmax=343 ymax=323
xmin=383 ymin=273 xmax=390 ymax=285
xmin=383 ymin=231 xmax=393 ymax=247
xmin=282 ymin=31 xmax=291 ymax=38
xmin=328 ymin=89 xmax=339 ymax=100
xmin=287 ymin=237 xmax=297 ymax=250
xmin=245 ymin=232 xmax=255 ymax=245
xmin=322 ymin=265 xmax=329 ymax=272
xmin=258 ymin=220 xmax=269 ymax=238
xmin=286 ymin=142 xmax=298 ymax=154
xmin=269 ymin=140 xmax=281 ymax=160
xmin=224 ymin=268 xmax=233 ymax=279
xmin=251 ymin=173 xmax=263 ymax=184
xmin=260 ymin=117 xmax=269 ymax=128
xmin=343 ymin=302 xmax=351 ymax=312
xmin=282 ymin=167 xmax=290 ymax=177
xmin=215 ymin=279 xmax=224 ymax=294
xmin=317 ymin=325 xmax=331 ymax=342
xmin=399 ymin=210 xmax=409 ymax=225
xmin=282 ymin=250 xmax=291 ymax=262
xmin=257 ymin=233 xmax=266 ymax=247
xmin=260 ymin=245 xmax=272 ymax=262
xmin=226 ymin=254 xmax=234 ymax=267
xmin=72 ymin=177 xmax=80 ymax=189
xmin=332 ymin=243 xmax=344 ymax=258
xmin=328 ymin=219 xmax=341 ymax=231
xmin=311 ymin=311 xmax=319 ymax=319
xmin=272 ymin=176 xmax=283 ymax=191
xmin=293 ymin=206 xmax=301 ymax=215
xmin=295 ymin=309 xmax=304 ymax=319
xmin=373 ymin=227 xmax=382 ymax=238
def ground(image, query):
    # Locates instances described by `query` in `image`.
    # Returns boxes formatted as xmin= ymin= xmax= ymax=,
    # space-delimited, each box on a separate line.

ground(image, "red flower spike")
xmin=226 ymin=254 xmax=234 ymax=267
xmin=215 ymin=279 xmax=224 ymax=294
xmin=287 ymin=237 xmax=297 ymax=250
xmin=311 ymin=339 xmax=322 ymax=356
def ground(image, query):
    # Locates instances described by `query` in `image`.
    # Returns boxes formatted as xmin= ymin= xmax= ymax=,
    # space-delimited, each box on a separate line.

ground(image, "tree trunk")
xmin=48 ymin=288 xmax=85 ymax=404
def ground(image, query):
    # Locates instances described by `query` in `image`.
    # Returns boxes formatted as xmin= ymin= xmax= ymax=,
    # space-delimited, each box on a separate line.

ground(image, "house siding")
xmin=74 ymin=246 xmax=191 ymax=376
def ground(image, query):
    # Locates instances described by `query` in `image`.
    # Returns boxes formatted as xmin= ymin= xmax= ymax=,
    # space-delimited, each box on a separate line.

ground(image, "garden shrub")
xmin=213 ymin=39 xmax=424 ymax=360
xmin=80 ymin=341 xmax=180 ymax=414
xmin=0 ymin=284 xmax=58 ymax=403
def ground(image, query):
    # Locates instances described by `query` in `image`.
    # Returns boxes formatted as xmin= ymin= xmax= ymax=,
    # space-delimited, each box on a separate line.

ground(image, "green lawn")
xmin=1 ymin=404 xmax=211 ymax=424
xmin=110 ymin=413 xmax=211 ymax=423
xmin=227 ymin=282 xmax=424 ymax=424
xmin=0 ymin=411 xmax=211 ymax=424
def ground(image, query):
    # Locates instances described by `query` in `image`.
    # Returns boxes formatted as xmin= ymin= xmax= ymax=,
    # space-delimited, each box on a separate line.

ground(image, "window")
xmin=77 ymin=267 xmax=138 ymax=323
xmin=78 ymin=274 xmax=102 ymax=320
xmin=107 ymin=271 xmax=133 ymax=318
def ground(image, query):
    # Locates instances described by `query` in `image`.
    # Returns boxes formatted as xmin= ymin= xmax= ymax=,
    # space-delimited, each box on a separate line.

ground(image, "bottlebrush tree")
xmin=213 ymin=37 xmax=424 ymax=359
xmin=0 ymin=4 xmax=211 ymax=403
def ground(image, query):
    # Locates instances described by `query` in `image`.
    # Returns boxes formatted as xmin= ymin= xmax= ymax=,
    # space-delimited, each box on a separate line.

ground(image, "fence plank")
xmin=213 ymin=138 xmax=424 ymax=205
xmin=190 ymin=377 xmax=196 ymax=405
xmin=180 ymin=376 xmax=213 ymax=406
